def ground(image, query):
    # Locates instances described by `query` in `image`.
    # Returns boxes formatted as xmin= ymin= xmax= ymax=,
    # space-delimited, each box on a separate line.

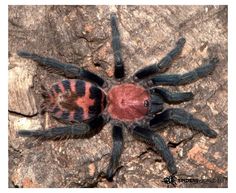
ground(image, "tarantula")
xmin=17 ymin=13 xmax=218 ymax=181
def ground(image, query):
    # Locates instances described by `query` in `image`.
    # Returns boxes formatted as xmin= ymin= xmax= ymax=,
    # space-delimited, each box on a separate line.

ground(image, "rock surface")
xmin=8 ymin=54 xmax=38 ymax=116
xmin=9 ymin=5 xmax=227 ymax=188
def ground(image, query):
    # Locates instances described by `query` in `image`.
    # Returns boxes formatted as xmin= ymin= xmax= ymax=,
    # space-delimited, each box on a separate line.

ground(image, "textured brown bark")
xmin=9 ymin=5 xmax=227 ymax=188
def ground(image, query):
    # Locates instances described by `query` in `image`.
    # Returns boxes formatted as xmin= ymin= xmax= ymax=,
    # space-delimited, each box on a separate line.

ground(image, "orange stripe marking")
xmin=58 ymin=81 xmax=65 ymax=93
xmin=75 ymin=82 xmax=95 ymax=120
xmin=70 ymin=80 xmax=76 ymax=93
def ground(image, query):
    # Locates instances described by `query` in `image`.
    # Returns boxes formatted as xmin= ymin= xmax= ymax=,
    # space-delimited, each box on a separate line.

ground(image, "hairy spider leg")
xmin=17 ymin=115 xmax=105 ymax=140
xmin=147 ymin=58 xmax=219 ymax=86
xmin=131 ymin=125 xmax=177 ymax=175
xmin=133 ymin=37 xmax=186 ymax=80
xmin=106 ymin=125 xmax=124 ymax=181
xmin=110 ymin=13 xmax=125 ymax=79
xmin=150 ymin=108 xmax=217 ymax=138
xmin=148 ymin=93 xmax=164 ymax=114
xmin=150 ymin=88 xmax=194 ymax=104
xmin=17 ymin=51 xmax=106 ymax=87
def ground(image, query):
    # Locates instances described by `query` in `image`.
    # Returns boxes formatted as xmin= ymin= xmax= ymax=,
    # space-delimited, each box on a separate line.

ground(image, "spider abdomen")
xmin=42 ymin=79 xmax=106 ymax=122
xmin=107 ymin=83 xmax=149 ymax=121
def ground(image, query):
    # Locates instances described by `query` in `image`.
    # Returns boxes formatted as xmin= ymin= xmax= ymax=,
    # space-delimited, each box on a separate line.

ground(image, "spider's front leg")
xmin=148 ymin=88 xmax=193 ymax=115
xmin=133 ymin=37 xmax=186 ymax=80
xmin=18 ymin=115 xmax=105 ymax=140
xmin=106 ymin=125 xmax=124 ymax=181
xmin=110 ymin=13 xmax=125 ymax=79
xmin=17 ymin=51 xmax=106 ymax=87
xmin=130 ymin=125 xmax=177 ymax=175
xmin=150 ymin=87 xmax=194 ymax=104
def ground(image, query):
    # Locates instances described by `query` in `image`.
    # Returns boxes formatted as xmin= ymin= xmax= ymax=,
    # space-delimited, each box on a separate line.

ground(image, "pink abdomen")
xmin=44 ymin=79 xmax=106 ymax=122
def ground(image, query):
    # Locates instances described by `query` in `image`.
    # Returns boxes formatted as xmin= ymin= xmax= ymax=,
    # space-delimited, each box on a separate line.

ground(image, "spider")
xmin=17 ymin=13 xmax=219 ymax=182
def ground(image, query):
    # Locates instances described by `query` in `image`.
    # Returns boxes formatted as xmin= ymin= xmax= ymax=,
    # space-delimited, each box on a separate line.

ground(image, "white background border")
xmin=2 ymin=0 xmax=233 ymax=192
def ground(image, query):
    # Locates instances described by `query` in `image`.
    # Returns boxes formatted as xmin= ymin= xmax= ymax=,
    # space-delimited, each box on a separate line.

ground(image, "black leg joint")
xmin=114 ymin=62 xmax=125 ymax=79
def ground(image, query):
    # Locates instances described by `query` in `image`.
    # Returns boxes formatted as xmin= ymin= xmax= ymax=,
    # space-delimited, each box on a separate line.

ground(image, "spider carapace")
xmin=17 ymin=13 xmax=219 ymax=182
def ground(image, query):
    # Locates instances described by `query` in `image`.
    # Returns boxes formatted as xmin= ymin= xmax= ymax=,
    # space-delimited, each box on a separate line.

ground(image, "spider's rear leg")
xmin=110 ymin=13 xmax=125 ymax=79
xmin=106 ymin=125 xmax=124 ymax=181
xmin=133 ymin=37 xmax=186 ymax=81
xmin=147 ymin=58 xmax=219 ymax=86
xmin=131 ymin=125 xmax=177 ymax=175
xmin=17 ymin=115 xmax=105 ymax=140
xmin=150 ymin=108 xmax=217 ymax=138
xmin=150 ymin=87 xmax=194 ymax=104
xmin=17 ymin=51 xmax=106 ymax=87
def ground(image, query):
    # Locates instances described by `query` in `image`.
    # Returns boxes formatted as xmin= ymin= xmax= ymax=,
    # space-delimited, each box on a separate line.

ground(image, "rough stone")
xmin=8 ymin=54 xmax=38 ymax=116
